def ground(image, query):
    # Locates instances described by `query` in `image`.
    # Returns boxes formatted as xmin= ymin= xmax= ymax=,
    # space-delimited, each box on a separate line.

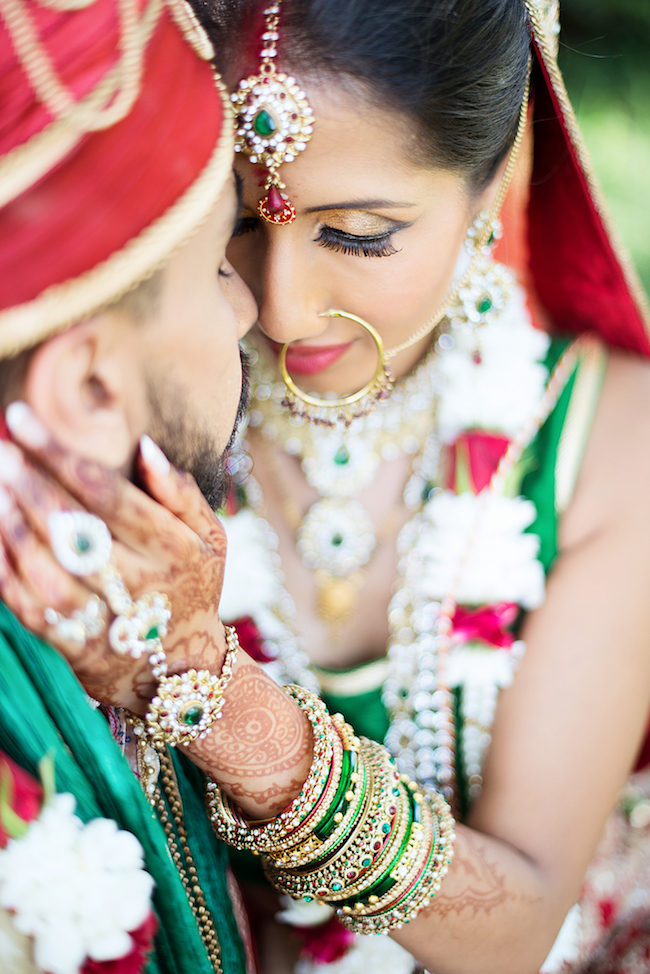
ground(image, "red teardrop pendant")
xmin=258 ymin=185 xmax=296 ymax=225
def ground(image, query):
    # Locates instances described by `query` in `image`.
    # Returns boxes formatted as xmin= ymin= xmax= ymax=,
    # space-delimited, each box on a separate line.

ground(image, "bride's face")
xmin=228 ymin=78 xmax=496 ymax=394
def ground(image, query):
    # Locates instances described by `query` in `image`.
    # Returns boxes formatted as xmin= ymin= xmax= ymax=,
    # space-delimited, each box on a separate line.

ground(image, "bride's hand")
xmin=0 ymin=401 xmax=230 ymax=713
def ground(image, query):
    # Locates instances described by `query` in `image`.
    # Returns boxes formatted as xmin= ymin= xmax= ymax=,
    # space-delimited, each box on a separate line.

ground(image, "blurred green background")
xmin=559 ymin=0 xmax=650 ymax=294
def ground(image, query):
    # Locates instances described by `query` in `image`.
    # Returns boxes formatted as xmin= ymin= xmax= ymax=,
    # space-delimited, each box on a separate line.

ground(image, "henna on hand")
xmin=188 ymin=659 xmax=314 ymax=819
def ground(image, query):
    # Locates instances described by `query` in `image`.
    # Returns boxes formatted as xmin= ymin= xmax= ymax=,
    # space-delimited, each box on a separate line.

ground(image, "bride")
xmin=1 ymin=1 xmax=650 ymax=973
xmin=209 ymin=0 xmax=650 ymax=970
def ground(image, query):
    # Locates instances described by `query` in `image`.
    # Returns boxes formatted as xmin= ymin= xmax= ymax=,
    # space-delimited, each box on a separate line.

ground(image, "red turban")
xmin=0 ymin=0 xmax=234 ymax=356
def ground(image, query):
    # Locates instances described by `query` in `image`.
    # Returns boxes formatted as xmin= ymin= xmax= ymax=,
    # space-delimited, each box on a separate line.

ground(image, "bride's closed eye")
xmin=232 ymin=214 xmax=406 ymax=258
xmin=314 ymin=225 xmax=398 ymax=258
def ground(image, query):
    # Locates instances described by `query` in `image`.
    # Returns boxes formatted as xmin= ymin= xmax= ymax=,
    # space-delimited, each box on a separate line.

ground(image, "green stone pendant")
xmin=476 ymin=293 xmax=493 ymax=315
xmin=181 ymin=703 xmax=204 ymax=727
xmin=253 ymin=109 xmax=277 ymax=137
xmin=333 ymin=445 xmax=350 ymax=466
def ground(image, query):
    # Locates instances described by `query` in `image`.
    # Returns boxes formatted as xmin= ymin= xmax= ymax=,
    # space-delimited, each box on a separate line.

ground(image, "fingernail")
xmin=0 ymin=484 xmax=13 ymax=516
xmin=5 ymin=401 xmax=48 ymax=448
xmin=0 ymin=441 xmax=21 ymax=484
xmin=140 ymin=434 xmax=170 ymax=476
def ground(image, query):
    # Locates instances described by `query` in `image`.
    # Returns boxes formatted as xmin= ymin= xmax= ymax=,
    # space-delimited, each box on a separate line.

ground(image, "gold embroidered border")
xmin=0 ymin=0 xmax=164 ymax=210
xmin=524 ymin=0 xmax=650 ymax=337
xmin=0 ymin=81 xmax=234 ymax=358
xmin=555 ymin=336 xmax=608 ymax=514
xmin=312 ymin=658 xmax=390 ymax=697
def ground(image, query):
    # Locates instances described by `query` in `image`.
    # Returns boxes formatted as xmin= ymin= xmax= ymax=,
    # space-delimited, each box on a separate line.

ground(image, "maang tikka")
xmin=232 ymin=1 xmax=314 ymax=224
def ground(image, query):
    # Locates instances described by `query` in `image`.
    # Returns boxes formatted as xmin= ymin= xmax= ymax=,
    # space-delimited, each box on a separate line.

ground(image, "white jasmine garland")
xmin=219 ymin=509 xmax=283 ymax=621
xmin=437 ymin=286 xmax=550 ymax=442
xmin=446 ymin=641 xmax=526 ymax=691
xmin=218 ymin=508 xmax=319 ymax=691
xmin=404 ymin=490 xmax=546 ymax=609
xmin=276 ymin=896 xmax=335 ymax=928
xmin=0 ymin=793 xmax=154 ymax=974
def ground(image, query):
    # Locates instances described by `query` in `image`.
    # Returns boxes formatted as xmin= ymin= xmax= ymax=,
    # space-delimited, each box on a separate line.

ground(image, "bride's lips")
xmin=268 ymin=340 xmax=354 ymax=376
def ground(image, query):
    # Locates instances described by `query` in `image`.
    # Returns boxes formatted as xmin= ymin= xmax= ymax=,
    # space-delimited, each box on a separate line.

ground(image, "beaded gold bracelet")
xmin=146 ymin=623 xmax=239 ymax=748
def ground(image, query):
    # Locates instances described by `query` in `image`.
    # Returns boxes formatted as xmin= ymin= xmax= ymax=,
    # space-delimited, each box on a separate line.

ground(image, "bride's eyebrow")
xmin=305 ymin=199 xmax=415 ymax=212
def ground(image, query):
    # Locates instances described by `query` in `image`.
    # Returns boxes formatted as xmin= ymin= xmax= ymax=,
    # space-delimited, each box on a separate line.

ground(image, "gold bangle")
xmin=338 ymin=790 xmax=456 ymax=934
xmin=207 ymin=687 xmax=338 ymax=852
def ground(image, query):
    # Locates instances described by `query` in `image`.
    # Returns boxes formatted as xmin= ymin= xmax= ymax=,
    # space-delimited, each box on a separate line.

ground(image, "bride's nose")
xmin=255 ymin=229 xmax=329 ymax=345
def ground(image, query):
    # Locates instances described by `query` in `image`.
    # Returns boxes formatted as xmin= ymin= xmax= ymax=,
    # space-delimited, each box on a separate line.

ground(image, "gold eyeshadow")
xmin=318 ymin=210 xmax=396 ymax=235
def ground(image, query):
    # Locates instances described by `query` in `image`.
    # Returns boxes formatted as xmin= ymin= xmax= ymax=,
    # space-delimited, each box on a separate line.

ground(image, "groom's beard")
xmin=146 ymin=345 xmax=250 ymax=510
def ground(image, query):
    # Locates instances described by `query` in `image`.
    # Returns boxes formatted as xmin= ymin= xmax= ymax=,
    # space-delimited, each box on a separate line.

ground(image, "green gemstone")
xmin=361 ymin=857 xmax=372 ymax=868
xmin=331 ymin=533 xmax=344 ymax=547
xmin=253 ymin=109 xmax=276 ymax=137
xmin=331 ymin=882 xmax=343 ymax=891
xmin=333 ymin=445 xmax=350 ymax=466
xmin=146 ymin=626 xmax=159 ymax=640
xmin=75 ymin=534 xmax=91 ymax=553
xmin=421 ymin=480 xmax=434 ymax=502
xmin=476 ymin=294 xmax=493 ymax=314
xmin=181 ymin=703 xmax=204 ymax=726
xmin=381 ymin=822 xmax=391 ymax=834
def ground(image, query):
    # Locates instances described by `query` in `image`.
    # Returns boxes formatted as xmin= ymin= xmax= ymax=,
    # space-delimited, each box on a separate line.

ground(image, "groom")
xmin=0 ymin=1 xmax=257 ymax=971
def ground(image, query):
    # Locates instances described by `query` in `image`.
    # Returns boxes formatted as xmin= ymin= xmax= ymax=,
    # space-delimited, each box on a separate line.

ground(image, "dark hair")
xmin=202 ymin=0 xmax=530 ymax=191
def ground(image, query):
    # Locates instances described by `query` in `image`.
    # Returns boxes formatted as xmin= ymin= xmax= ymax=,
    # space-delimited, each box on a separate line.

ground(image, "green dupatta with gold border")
xmin=0 ymin=600 xmax=247 ymax=974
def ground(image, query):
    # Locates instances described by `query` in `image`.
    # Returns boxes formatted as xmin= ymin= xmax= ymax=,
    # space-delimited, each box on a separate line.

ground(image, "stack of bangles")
xmin=207 ymin=686 xmax=455 ymax=935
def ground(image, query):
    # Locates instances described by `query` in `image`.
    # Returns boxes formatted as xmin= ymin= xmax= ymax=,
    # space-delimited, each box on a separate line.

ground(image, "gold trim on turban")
xmin=0 ymin=85 xmax=234 ymax=358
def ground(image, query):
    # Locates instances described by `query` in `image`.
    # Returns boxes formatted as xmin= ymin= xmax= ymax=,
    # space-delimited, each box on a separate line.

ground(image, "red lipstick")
xmin=268 ymin=340 xmax=353 ymax=376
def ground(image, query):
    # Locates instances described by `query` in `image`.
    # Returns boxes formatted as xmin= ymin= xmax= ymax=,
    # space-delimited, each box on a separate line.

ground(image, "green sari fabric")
xmin=318 ymin=336 xmax=607 ymax=809
xmin=0 ymin=600 xmax=246 ymax=974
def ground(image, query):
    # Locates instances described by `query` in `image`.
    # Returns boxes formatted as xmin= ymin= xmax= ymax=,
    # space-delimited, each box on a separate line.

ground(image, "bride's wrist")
xmin=144 ymin=623 xmax=239 ymax=749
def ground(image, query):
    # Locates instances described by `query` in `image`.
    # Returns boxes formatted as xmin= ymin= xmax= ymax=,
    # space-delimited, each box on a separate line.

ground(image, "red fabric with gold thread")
xmin=0 ymin=0 xmax=224 ymax=313
xmin=527 ymin=46 xmax=650 ymax=356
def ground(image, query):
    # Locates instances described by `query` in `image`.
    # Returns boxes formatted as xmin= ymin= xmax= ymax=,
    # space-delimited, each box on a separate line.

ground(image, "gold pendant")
xmin=315 ymin=571 xmax=364 ymax=629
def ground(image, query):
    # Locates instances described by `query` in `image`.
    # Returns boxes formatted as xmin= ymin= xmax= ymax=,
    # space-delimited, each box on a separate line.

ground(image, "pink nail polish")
xmin=140 ymin=434 xmax=171 ymax=476
xmin=5 ymin=401 xmax=48 ymax=448
xmin=0 ymin=441 xmax=21 ymax=484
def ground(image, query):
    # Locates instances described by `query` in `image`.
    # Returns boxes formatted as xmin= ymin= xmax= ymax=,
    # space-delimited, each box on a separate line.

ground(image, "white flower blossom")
xmin=0 ymin=793 xmax=154 ymax=974
xmin=276 ymin=895 xmax=334 ymax=928
xmin=437 ymin=287 xmax=550 ymax=442
xmin=295 ymin=929 xmax=415 ymax=974
xmin=404 ymin=490 xmax=545 ymax=608
xmin=219 ymin=509 xmax=284 ymax=620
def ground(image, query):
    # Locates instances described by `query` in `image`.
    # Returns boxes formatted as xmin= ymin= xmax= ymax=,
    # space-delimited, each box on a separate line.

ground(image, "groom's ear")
xmin=23 ymin=310 xmax=150 ymax=473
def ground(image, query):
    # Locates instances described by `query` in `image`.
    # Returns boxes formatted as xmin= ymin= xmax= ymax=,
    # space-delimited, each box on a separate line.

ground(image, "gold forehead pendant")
xmin=232 ymin=1 xmax=314 ymax=225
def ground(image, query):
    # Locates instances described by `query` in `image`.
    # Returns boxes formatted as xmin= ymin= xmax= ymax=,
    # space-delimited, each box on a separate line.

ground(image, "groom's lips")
xmin=267 ymin=340 xmax=353 ymax=376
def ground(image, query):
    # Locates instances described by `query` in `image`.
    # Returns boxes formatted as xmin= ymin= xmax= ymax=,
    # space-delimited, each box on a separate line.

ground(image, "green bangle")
xmin=337 ymin=787 xmax=416 ymax=907
xmin=314 ymin=748 xmax=358 ymax=841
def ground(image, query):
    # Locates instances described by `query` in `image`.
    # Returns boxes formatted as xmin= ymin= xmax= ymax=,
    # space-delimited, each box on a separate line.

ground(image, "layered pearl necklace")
xmin=220 ymin=263 xmax=583 ymax=807
xmin=245 ymin=337 xmax=442 ymax=632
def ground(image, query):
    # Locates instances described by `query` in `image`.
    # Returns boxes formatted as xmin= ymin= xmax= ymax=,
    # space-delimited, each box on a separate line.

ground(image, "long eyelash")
xmin=315 ymin=226 xmax=398 ymax=258
xmin=233 ymin=216 xmax=259 ymax=237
